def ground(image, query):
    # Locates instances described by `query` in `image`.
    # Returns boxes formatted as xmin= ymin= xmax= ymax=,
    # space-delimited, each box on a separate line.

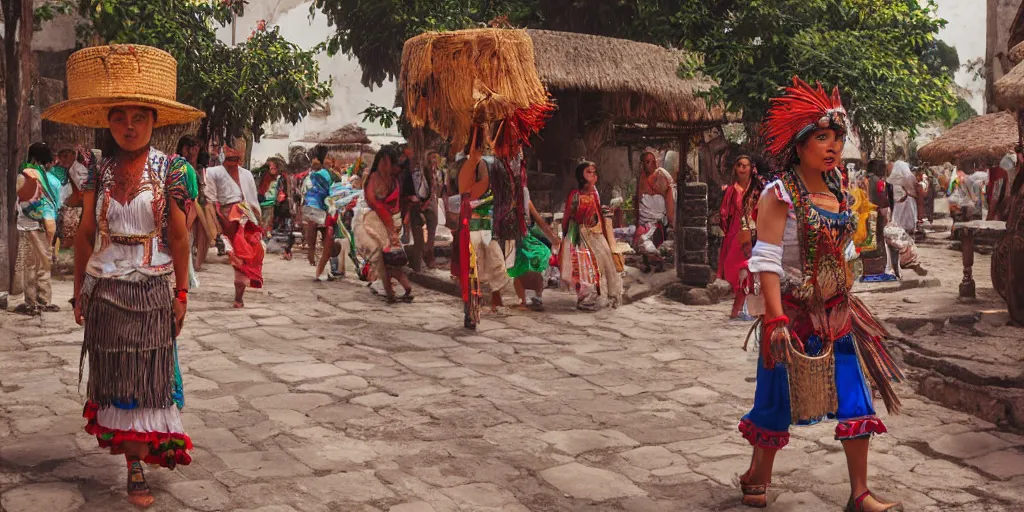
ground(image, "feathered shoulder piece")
xmin=761 ymin=77 xmax=847 ymax=161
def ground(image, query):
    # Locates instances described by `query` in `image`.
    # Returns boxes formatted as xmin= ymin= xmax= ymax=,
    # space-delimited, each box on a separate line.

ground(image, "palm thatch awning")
xmin=526 ymin=29 xmax=737 ymax=126
xmin=995 ymin=61 xmax=1024 ymax=111
xmin=917 ymin=111 xmax=1018 ymax=164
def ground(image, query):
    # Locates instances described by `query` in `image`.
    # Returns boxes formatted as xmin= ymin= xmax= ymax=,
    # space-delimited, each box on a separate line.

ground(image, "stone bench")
xmin=950 ymin=220 xmax=1007 ymax=300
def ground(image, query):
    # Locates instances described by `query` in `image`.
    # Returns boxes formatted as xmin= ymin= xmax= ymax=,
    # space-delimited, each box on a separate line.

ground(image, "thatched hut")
xmin=524 ymin=30 xmax=735 ymax=285
xmin=528 ymin=30 xmax=731 ymax=128
xmin=917 ymin=111 xmax=1018 ymax=166
xmin=523 ymin=30 xmax=734 ymax=195
xmin=297 ymin=123 xmax=375 ymax=165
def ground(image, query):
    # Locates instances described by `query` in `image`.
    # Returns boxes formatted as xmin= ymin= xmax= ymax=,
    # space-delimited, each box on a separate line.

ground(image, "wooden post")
xmin=959 ymin=230 xmax=976 ymax=300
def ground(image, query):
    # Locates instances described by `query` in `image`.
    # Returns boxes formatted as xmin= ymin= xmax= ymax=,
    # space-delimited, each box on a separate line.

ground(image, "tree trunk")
xmin=2 ymin=0 xmax=30 ymax=295
xmin=986 ymin=0 xmax=1000 ymax=113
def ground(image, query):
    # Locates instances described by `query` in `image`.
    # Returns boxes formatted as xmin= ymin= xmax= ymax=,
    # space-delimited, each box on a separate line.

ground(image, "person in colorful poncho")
xmin=457 ymin=128 xmax=514 ymax=327
xmin=738 ymin=77 xmax=904 ymax=512
xmin=13 ymin=142 xmax=63 ymax=315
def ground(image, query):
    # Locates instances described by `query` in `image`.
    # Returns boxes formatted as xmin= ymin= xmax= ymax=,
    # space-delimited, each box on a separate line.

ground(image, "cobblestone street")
xmin=2 ymin=250 xmax=1024 ymax=512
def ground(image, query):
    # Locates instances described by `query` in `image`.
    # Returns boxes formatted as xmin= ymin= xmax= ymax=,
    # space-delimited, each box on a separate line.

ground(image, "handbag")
xmin=382 ymin=245 xmax=408 ymax=268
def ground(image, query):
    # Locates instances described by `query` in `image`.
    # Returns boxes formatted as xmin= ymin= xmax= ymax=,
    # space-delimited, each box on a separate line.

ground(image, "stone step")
xmin=890 ymin=315 xmax=1024 ymax=433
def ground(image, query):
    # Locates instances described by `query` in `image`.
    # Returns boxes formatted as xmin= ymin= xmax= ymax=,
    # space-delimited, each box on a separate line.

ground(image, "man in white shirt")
xmin=205 ymin=146 xmax=264 ymax=308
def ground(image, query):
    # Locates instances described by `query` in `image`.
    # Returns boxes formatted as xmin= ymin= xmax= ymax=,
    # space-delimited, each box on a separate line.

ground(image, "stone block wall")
xmin=676 ymin=181 xmax=713 ymax=286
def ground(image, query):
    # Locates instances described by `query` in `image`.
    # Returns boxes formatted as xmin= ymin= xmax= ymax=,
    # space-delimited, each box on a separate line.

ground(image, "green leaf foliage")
xmin=360 ymin=104 xmax=400 ymax=130
xmin=312 ymin=0 xmax=955 ymax=143
xmin=74 ymin=0 xmax=332 ymax=142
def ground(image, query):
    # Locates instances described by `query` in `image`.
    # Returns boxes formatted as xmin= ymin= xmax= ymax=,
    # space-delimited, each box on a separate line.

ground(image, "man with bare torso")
xmin=633 ymin=150 xmax=675 ymax=272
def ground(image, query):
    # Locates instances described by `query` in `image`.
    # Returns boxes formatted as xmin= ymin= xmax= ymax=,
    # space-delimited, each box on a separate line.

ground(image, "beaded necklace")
xmin=778 ymin=168 xmax=854 ymax=304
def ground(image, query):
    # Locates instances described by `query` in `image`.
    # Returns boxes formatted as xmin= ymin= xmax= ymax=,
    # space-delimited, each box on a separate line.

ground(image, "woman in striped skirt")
xmin=43 ymin=44 xmax=205 ymax=508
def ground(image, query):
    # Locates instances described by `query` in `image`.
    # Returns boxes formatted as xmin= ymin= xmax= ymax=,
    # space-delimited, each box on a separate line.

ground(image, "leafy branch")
xmin=360 ymin=104 xmax=400 ymax=130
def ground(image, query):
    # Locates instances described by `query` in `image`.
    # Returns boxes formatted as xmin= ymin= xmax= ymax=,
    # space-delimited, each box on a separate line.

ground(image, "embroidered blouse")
xmin=84 ymin=147 xmax=191 ymax=279
xmin=757 ymin=169 xmax=857 ymax=303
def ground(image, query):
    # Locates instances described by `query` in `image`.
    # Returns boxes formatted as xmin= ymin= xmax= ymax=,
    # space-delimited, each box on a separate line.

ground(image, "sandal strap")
xmin=741 ymin=483 xmax=769 ymax=495
xmin=853 ymin=491 xmax=872 ymax=510
xmin=127 ymin=462 xmax=150 ymax=494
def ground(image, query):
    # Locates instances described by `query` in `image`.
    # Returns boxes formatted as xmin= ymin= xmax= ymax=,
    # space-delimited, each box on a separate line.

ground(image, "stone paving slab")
xmin=1 ymin=253 xmax=1022 ymax=511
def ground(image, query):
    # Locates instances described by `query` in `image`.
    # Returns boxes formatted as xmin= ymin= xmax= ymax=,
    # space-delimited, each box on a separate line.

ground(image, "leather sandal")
xmin=845 ymin=491 xmax=903 ymax=512
xmin=740 ymin=478 xmax=769 ymax=508
xmin=126 ymin=461 xmax=155 ymax=508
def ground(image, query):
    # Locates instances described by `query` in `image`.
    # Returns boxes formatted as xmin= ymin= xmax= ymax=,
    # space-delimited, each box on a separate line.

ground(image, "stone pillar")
xmin=677 ymin=182 xmax=713 ymax=286
xmin=675 ymin=133 xmax=713 ymax=286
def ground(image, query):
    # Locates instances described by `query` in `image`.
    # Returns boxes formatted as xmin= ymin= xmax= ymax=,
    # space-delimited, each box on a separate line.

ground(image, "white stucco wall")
xmin=935 ymin=0 xmax=989 ymax=114
xmin=213 ymin=0 xmax=403 ymax=163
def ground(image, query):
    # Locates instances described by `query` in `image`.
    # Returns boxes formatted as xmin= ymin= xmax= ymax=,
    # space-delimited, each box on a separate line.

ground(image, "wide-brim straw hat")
xmin=42 ymin=44 xmax=204 ymax=129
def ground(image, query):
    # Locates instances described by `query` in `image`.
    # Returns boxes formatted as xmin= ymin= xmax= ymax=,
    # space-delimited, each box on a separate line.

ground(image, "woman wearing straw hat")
xmin=43 ymin=44 xmax=204 ymax=508
xmin=737 ymin=78 xmax=903 ymax=511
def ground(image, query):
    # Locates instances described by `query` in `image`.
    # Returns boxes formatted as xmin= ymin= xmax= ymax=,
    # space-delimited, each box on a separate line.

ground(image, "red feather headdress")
xmin=762 ymin=77 xmax=847 ymax=162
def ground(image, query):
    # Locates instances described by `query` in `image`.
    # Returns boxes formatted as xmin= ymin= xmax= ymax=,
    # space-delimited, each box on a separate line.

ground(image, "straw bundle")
xmin=400 ymin=28 xmax=553 ymax=152
xmin=917 ymin=111 xmax=1019 ymax=164
xmin=995 ymin=62 xmax=1024 ymax=111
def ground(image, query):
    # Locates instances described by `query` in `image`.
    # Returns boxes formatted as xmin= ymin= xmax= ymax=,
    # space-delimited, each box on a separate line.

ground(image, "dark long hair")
xmin=27 ymin=142 xmax=53 ymax=165
xmin=367 ymin=145 xmax=400 ymax=186
xmin=574 ymin=160 xmax=595 ymax=189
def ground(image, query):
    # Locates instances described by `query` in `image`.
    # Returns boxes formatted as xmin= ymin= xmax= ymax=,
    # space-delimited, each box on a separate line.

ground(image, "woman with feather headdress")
xmin=737 ymin=78 xmax=904 ymax=512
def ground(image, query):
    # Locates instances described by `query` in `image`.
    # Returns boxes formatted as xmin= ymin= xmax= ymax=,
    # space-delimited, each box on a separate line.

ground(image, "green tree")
xmin=671 ymin=0 xmax=956 ymax=155
xmin=313 ymin=0 xmax=955 ymax=158
xmin=74 ymin=0 xmax=332 ymax=142
xmin=309 ymin=0 xmax=680 ymax=89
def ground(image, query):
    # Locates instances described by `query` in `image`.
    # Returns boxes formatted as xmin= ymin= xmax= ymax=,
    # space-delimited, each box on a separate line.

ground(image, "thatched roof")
xmin=299 ymin=123 xmax=371 ymax=145
xmin=1011 ymin=41 xmax=1024 ymax=66
xmin=995 ymin=61 xmax=1024 ymax=111
xmin=526 ymin=29 xmax=736 ymax=126
xmin=917 ymin=111 xmax=1018 ymax=164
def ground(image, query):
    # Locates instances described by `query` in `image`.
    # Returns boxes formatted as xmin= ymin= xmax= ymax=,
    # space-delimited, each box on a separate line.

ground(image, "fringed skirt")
xmin=739 ymin=294 xmax=901 ymax=450
xmin=79 ymin=275 xmax=192 ymax=468
xmin=739 ymin=332 xmax=887 ymax=450
xmin=560 ymin=226 xmax=623 ymax=306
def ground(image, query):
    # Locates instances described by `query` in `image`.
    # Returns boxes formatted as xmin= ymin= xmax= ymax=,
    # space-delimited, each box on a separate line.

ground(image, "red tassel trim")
xmin=739 ymin=418 xmax=790 ymax=450
xmin=493 ymin=101 xmax=557 ymax=161
xmin=83 ymin=402 xmax=193 ymax=469
xmin=834 ymin=417 xmax=888 ymax=441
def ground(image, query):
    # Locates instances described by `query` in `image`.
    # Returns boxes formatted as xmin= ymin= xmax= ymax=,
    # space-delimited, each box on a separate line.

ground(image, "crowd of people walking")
xmin=20 ymin=39 xmax=1024 ymax=512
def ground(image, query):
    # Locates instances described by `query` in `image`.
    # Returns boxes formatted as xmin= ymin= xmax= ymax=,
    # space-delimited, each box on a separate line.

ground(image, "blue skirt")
xmin=739 ymin=332 xmax=887 ymax=449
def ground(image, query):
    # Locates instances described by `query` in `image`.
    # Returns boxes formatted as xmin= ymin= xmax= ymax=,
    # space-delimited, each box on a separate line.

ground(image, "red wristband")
xmin=763 ymin=314 xmax=789 ymax=329
xmin=174 ymin=289 xmax=188 ymax=303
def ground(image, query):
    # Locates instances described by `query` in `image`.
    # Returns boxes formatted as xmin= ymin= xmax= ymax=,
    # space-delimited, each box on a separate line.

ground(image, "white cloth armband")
xmin=844 ymin=240 xmax=858 ymax=262
xmin=748 ymin=241 xmax=784 ymax=277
